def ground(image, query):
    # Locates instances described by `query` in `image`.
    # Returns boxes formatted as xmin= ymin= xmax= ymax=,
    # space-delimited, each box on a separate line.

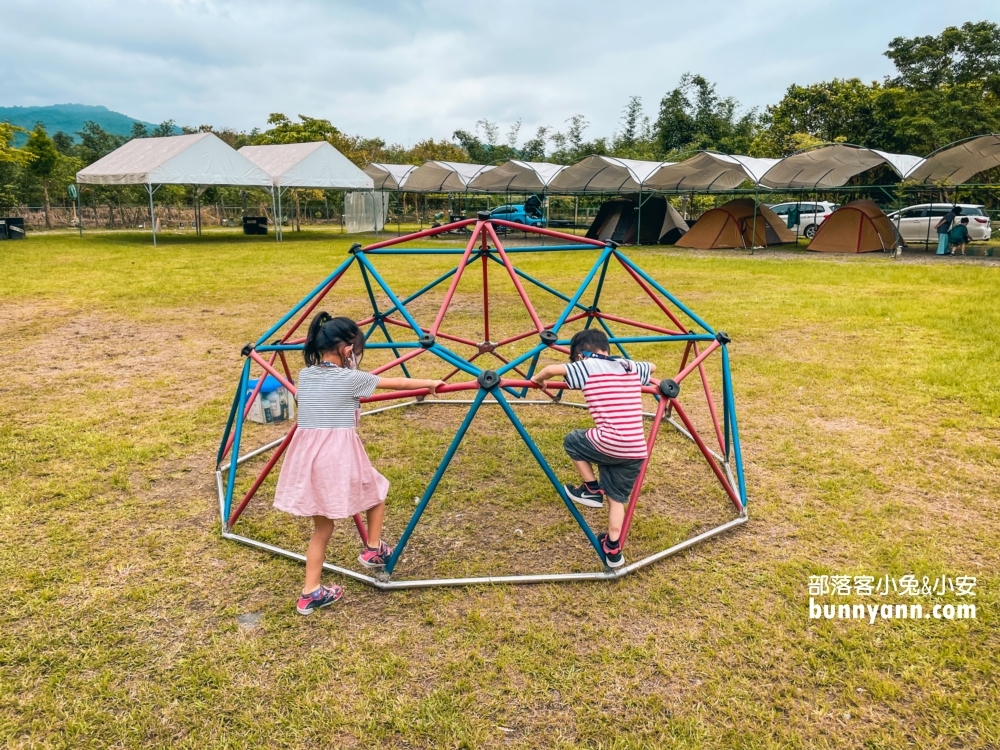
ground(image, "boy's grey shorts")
xmin=563 ymin=429 xmax=644 ymax=504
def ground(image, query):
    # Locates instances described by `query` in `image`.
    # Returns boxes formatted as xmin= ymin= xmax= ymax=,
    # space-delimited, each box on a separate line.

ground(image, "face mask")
xmin=347 ymin=349 xmax=358 ymax=370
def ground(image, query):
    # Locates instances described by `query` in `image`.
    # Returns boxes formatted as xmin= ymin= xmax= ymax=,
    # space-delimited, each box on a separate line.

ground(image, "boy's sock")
xmin=584 ymin=480 xmax=601 ymax=491
xmin=604 ymin=535 xmax=621 ymax=550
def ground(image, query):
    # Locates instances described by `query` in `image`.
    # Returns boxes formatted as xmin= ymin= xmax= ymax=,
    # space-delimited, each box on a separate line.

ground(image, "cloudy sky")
xmin=4 ymin=0 xmax=996 ymax=147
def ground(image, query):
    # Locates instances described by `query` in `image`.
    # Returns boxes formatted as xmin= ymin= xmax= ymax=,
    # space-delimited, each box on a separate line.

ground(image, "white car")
xmin=767 ymin=201 xmax=838 ymax=239
xmin=885 ymin=203 xmax=992 ymax=244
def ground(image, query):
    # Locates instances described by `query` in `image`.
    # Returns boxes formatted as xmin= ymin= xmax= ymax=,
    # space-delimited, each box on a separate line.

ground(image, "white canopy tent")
xmin=645 ymin=152 xmax=781 ymax=192
xmin=402 ymin=161 xmax=495 ymax=192
xmin=364 ymin=163 xmax=418 ymax=191
xmin=77 ymin=132 xmax=273 ymax=245
xmin=757 ymin=144 xmax=923 ymax=190
xmin=467 ymin=160 xmax=567 ymax=192
xmin=904 ymin=134 xmax=1000 ymax=184
xmin=547 ymin=156 xmax=669 ymax=193
xmin=239 ymin=142 xmax=373 ymax=240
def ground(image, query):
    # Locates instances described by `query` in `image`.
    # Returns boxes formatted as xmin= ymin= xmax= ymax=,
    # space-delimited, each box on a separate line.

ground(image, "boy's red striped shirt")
xmin=563 ymin=358 xmax=653 ymax=458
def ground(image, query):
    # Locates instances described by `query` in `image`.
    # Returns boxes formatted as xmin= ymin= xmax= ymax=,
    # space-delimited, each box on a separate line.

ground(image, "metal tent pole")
xmin=270 ymin=186 xmax=279 ymax=243
xmin=147 ymin=184 xmax=157 ymax=246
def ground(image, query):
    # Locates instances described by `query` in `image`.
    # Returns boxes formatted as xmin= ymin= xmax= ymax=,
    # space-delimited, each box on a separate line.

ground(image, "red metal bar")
xmin=430 ymin=224 xmax=483 ymax=335
xmin=673 ymin=340 xmax=720 ymax=385
xmin=280 ymin=268 xmax=350 ymax=343
xmin=362 ymin=218 xmax=478 ymax=251
xmin=495 ymin=313 xmax=589 ymax=347
xmin=671 ymin=400 xmax=742 ymax=511
xmin=357 ymin=316 xmax=375 ymax=327
xmin=382 ymin=316 xmax=479 ymax=348
xmin=278 ymin=351 xmax=293 ymax=382
xmin=500 ymin=378 xmax=661 ymax=395
xmin=491 ymin=351 xmax=557 ymax=399
xmin=485 ymin=223 xmax=543 ymax=332
xmin=490 ymin=218 xmax=606 ymax=247
xmin=481 ymin=252 xmax=490 ymax=342
xmin=352 ymin=513 xmax=369 ymax=546
xmin=370 ymin=347 xmax=425 ymax=375
xmin=248 ymin=349 xmax=297 ymax=394
xmin=615 ymin=256 xmax=688 ymax=332
xmin=692 ymin=342 xmax=726 ymax=454
xmin=593 ymin=312 xmax=684 ymax=336
xmin=228 ymin=423 xmax=296 ymax=527
xmin=618 ymin=396 xmax=668 ymax=548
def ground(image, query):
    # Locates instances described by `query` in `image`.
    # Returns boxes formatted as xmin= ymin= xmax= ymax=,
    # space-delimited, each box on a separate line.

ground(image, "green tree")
xmin=22 ymin=124 xmax=81 ymax=230
xmin=76 ymin=121 xmax=126 ymax=165
xmin=0 ymin=123 xmax=33 ymax=209
xmin=611 ymin=96 xmax=656 ymax=160
xmin=653 ymin=74 xmax=758 ymax=157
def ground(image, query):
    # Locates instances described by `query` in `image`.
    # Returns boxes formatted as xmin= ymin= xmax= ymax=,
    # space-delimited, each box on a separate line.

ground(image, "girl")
xmin=273 ymin=312 xmax=445 ymax=615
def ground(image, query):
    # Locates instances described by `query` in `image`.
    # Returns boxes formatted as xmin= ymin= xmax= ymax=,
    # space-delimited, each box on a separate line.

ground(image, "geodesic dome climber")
xmin=214 ymin=213 xmax=748 ymax=589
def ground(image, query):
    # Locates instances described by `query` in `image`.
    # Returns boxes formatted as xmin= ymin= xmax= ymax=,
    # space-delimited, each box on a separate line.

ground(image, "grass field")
xmin=1 ymin=227 xmax=998 ymax=749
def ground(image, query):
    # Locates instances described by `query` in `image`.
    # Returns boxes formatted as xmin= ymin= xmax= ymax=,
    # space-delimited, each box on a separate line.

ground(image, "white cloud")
xmin=3 ymin=0 xmax=995 ymax=147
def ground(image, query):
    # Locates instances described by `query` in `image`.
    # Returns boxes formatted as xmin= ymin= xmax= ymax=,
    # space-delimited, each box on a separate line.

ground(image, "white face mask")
xmin=347 ymin=348 xmax=358 ymax=370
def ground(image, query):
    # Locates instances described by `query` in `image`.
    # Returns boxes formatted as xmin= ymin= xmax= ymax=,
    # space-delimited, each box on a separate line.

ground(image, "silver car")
xmin=768 ymin=201 xmax=838 ymax=239
xmin=885 ymin=203 xmax=992 ymax=244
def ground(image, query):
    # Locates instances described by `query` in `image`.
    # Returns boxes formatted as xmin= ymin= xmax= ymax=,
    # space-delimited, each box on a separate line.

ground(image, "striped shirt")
xmin=295 ymin=364 xmax=380 ymax=429
xmin=564 ymin=357 xmax=653 ymax=459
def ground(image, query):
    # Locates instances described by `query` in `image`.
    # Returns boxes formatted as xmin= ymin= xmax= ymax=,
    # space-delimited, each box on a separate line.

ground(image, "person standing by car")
xmin=949 ymin=217 xmax=971 ymax=256
xmin=935 ymin=205 xmax=962 ymax=255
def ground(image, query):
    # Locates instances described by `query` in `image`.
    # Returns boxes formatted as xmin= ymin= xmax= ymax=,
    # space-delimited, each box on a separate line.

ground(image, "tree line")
xmin=3 ymin=20 xmax=1000 ymax=226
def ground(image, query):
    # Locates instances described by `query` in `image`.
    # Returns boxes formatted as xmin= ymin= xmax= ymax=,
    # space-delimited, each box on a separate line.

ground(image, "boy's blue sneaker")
xmin=296 ymin=585 xmax=343 ymax=615
xmin=564 ymin=481 xmax=604 ymax=508
xmin=598 ymin=533 xmax=624 ymax=568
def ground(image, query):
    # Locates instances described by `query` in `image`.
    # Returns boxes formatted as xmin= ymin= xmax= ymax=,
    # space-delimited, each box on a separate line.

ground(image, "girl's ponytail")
xmin=303 ymin=312 xmax=364 ymax=366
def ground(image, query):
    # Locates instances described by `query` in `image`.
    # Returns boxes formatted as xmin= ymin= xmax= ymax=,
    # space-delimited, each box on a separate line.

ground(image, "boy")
xmin=531 ymin=329 xmax=656 ymax=568
xmin=949 ymin=217 xmax=971 ymax=256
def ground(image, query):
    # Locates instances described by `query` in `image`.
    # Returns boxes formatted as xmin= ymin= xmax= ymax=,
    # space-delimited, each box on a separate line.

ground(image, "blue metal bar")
xmin=430 ymin=344 xmax=482 ymax=376
xmin=519 ymin=351 xmax=541 ymax=398
xmin=586 ymin=255 xmax=611 ymax=331
xmin=376 ymin=320 xmax=412 ymax=378
xmin=613 ymin=250 xmax=717 ymax=335
xmin=384 ymin=389 xmax=488 ymax=574
xmin=721 ymin=350 xmax=732 ymax=461
xmin=355 ymin=252 xmax=423 ymax=335
xmin=216 ymin=375 xmax=243 ymax=468
xmin=256 ymin=255 xmax=355 ymax=345
xmin=497 ymin=342 xmax=546 ymax=376
xmin=721 ymin=345 xmax=747 ymax=507
xmin=594 ymin=315 xmax=629 ymax=358
xmin=223 ymin=359 xmax=252 ymax=523
xmin=554 ymin=334 xmax=715 ymax=345
xmin=380 ymin=265 xmax=462 ymax=320
xmin=551 ymin=245 xmax=613 ymax=333
xmin=492 ymin=390 xmax=605 ymax=562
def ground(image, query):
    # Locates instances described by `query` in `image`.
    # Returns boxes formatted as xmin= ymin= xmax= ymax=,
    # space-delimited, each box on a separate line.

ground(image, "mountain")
xmin=0 ymin=104 xmax=180 ymax=144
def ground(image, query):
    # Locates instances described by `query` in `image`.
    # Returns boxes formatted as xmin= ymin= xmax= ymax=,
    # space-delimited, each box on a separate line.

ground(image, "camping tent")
xmin=675 ymin=199 xmax=795 ymax=249
xmin=466 ymin=160 xmax=566 ymax=192
xmin=76 ymin=132 xmax=273 ymax=245
xmin=905 ymin=134 xmax=1000 ymax=184
xmin=758 ymin=144 xmax=922 ymax=189
xmin=585 ymin=195 xmax=688 ymax=245
xmin=239 ymin=142 xmax=373 ymax=240
xmin=547 ymin=156 xmax=668 ymax=193
xmin=645 ymin=152 xmax=780 ymax=192
xmin=806 ymin=199 xmax=899 ymax=253
xmin=364 ymin=163 xmax=417 ymax=191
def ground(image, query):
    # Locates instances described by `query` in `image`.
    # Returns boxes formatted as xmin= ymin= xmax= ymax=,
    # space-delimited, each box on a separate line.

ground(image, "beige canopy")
xmin=758 ymin=144 xmax=923 ymax=189
xmin=467 ymin=160 xmax=566 ymax=192
xmin=547 ymin=156 xmax=669 ymax=193
xmin=905 ymin=135 xmax=1000 ymax=184
xmin=646 ymin=152 xmax=780 ymax=191
xmin=364 ymin=163 xmax=417 ymax=191
xmin=403 ymin=161 xmax=494 ymax=192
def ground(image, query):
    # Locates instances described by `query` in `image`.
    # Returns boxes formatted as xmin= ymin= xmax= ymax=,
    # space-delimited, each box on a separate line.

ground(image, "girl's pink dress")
xmin=273 ymin=364 xmax=388 ymax=519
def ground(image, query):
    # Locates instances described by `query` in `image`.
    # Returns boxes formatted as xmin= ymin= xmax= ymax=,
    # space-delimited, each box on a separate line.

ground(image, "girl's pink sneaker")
xmin=358 ymin=540 xmax=394 ymax=569
xmin=296 ymin=585 xmax=343 ymax=615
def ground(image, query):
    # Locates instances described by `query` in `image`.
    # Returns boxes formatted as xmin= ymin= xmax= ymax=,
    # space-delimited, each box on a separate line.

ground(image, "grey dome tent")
xmin=585 ymin=194 xmax=688 ymax=245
